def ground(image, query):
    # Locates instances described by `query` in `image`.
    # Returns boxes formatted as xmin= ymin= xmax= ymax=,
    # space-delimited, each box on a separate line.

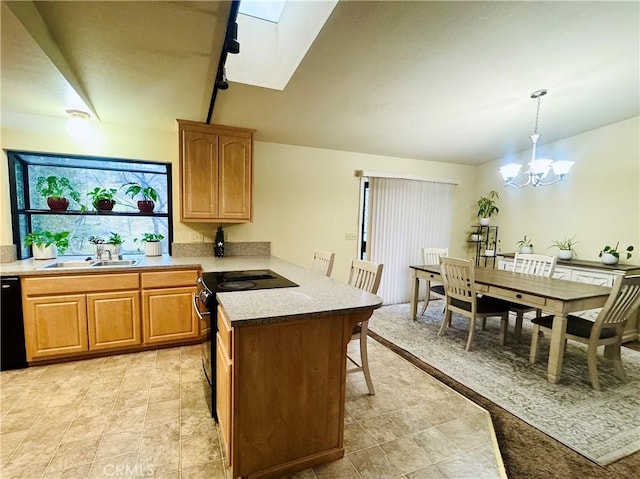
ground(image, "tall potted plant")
xmin=122 ymin=182 xmax=159 ymax=213
xmin=24 ymin=231 xmax=70 ymax=259
xmin=35 ymin=176 xmax=82 ymax=211
xmin=477 ymin=191 xmax=499 ymax=226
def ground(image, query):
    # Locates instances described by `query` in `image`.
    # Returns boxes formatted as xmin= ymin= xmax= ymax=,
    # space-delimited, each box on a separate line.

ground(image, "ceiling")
xmin=2 ymin=1 xmax=639 ymax=166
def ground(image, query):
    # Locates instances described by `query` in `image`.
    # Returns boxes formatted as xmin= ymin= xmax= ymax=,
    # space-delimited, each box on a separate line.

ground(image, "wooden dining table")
xmin=410 ymin=264 xmax=612 ymax=384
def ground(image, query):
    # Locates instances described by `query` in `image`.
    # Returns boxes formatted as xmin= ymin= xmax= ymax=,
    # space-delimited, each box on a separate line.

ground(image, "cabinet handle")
xmin=516 ymin=294 xmax=522 ymax=299
xmin=192 ymin=294 xmax=210 ymax=319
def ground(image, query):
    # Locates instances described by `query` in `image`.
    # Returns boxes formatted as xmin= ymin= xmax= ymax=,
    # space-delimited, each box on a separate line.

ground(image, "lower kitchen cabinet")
xmin=23 ymin=294 xmax=88 ymax=360
xmin=87 ymin=291 xmax=141 ymax=350
xmin=141 ymin=270 xmax=200 ymax=345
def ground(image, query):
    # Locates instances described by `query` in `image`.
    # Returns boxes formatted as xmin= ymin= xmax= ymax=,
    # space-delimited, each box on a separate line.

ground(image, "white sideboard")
xmin=497 ymin=255 xmax=640 ymax=343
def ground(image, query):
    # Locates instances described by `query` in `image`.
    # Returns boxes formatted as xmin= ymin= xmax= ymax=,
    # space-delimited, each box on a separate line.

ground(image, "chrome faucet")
xmin=105 ymin=250 xmax=112 ymax=260
xmin=96 ymin=244 xmax=103 ymax=260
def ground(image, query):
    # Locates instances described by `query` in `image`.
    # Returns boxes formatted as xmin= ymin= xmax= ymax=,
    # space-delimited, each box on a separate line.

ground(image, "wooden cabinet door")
xmin=23 ymin=295 xmax=88 ymax=360
xmin=181 ymin=128 xmax=219 ymax=220
xmin=219 ymin=135 xmax=252 ymax=220
xmin=142 ymin=287 xmax=198 ymax=344
xmin=216 ymin=333 xmax=233 ymax=466
xmin=87 ymin=291 xmax=141 ymax=351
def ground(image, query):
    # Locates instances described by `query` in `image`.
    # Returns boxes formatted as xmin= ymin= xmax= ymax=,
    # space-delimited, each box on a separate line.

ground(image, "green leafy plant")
xmin=215 ymin=226 xmax=225 ymax=246
xmin=87 ymin=187 xmax=117 ymax=208
xmin=122 ymin=182 xmax=158 ymax=202
xmin=516 ymin=235 xmax=534 ymax=248
xmin=550 ymin=237 xmax=577 ymax=253
xmin=107 ymin=232 xmax=124 ymax=245
xmin=477 ymin=190 xmax=499 ymax=218
xmin=134 ymin=232 xmax=164 ymax=243
xmin=88 ymin=235 xmax=105 ymax=245
xmin=35 ymin=176 xmax=81 ymax=203
xmin=24 ymin=231 xmax=70 ymax=254
xmin=599 ymin=242 xmax=634 ymax=261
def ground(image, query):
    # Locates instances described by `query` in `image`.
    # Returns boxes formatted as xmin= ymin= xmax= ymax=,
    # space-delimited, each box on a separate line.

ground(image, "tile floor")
xmin=0 ymin=339 xmax=504 ymax=479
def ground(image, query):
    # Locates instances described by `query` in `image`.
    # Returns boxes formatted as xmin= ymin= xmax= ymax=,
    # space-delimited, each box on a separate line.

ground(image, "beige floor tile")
xmin=379 ymin=436 xmax=433 ymax=475
xmin=42 ymin=462 xmax=92 ymax=479
xmin=283 ymin=468 xmax=318 ymax=478
xmin=136 ymin=437 xmax=180 ymax=475
xmin=387 ymin=405 xmax=434 ymax=435
xmin=113 ymin=388 xmax=150 ymax=411
xmin=104 ymin=405 xmax=147 ymax=434
xmin=149 ymin=383 xmax=181 ymax=403
xmin=95 ymin=430 xmax=142 ymax=460
xmin=61 ymin=415 xmax=108 ymax=443
xmin=405 ymin=464 xmax=447 ymax=479
xmin=181 ymin=460 xmax=228 ymax=479
xmin=46 ymin=437 xmax=100 ymax=473
xmin=89 ymin=451 xmax=139 ymax=479
xmin=410 ymin=427 xmax=463 ymax=464
xmin=348 ymin=445 xmax=402 ymax=479
xmin=181 ymin=414 xmax=217 ymax=438
xmin=0 ymin=410 xmax=40 ymax=433
xmin=343 ymin=421 xmax=377 ymax=453
xmin=76 ymin=396 xmax=116 ymax=419
xmin=435 ymin=445 xmax=501 ymax=479
xmin=1 ymin=454 xmax=51 ymax=479
xmin=436 ymin=414 xmax=492 ymax=451
xmin=181 ymin=433 xmax=223 ymax=469
xmin=360 ymin=414 xmax=406 ymax=443
xmin=145 ymin=399 xmax=180 ymax=426
xmin=313 ymin=455 xmax=361 ymax=479
xmin=144 ymin=420 xmax=181 ymax=442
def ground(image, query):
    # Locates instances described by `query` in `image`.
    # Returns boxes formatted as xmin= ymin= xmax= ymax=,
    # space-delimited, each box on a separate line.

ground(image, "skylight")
xmin=239 ymin=0 xmax=287 ymax=24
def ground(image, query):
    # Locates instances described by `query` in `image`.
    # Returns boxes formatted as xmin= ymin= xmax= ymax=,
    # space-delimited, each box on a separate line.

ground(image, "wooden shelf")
xmin=19 ymin=209 xmax=168 ymax=218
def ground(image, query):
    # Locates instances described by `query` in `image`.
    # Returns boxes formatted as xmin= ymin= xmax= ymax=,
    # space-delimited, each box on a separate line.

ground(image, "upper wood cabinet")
xmin=178 ymin=120 xmax=254 ymax=223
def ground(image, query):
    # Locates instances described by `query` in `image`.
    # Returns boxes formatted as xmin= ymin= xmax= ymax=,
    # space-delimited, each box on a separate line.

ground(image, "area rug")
xmin=367 ymin=302 xmax=640 ymax=466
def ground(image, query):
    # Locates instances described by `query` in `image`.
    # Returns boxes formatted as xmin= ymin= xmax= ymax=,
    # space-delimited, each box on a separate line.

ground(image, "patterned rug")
xmin=367 ymin=302 xmax=640 ymax=466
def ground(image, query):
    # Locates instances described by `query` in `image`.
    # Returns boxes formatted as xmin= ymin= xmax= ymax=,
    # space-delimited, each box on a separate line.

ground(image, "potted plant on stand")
xmin=599 ymin=242 xmax=634 ymax=265
xmin=550 ymin=237 xmax=577 ymax=260
xmin=477 ymin=190 xmax=499 ymax=226
xmin=135 ymin=233 xmax=164 ymax=257
xmin=87 ymin=187 xmax=117 ymax=211
xmin=35 ymin=175 xmax=83 ymax=211
xmin=516 ymin=235 xmax=534 ymax=254
xmin=215 ymin=226 xmax=225 ymax=258
xmin=122 ymin=182 xmax=159 ymax=213
xmin=24 ymin=231 xmax=70 ymax=259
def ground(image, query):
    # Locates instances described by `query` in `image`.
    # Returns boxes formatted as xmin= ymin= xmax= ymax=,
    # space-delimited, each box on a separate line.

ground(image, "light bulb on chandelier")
xmin=499 ymin=89 xmax=574 ymax=188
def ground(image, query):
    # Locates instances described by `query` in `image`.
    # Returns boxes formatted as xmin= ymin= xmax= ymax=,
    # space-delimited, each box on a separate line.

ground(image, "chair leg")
xmin=609 ymin=342 xmax=629 ymax=384
xmin=586 ymin=345 xmax=601 ymax=392
xmin=419 ymin=296 xmax=429 ymax=316
xmin=465 ymin=317 xmax=475 ymax=351
xmin=359 ymin=322 xmax=375 ymax=395
xmin=438 ymin=310 xmax=451 ymax=336
xmin=499 ymin=313 xmax=508 ymax=346
xmin=481 ymin=318 xmax=487 ymax=331
xmin=514 ymin=311 xmax=524 ymax=343
xmin=529 ymin=326 xmax=541 ymax=363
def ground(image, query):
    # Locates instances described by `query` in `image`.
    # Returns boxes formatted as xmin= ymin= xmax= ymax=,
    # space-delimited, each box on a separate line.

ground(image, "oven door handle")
xmin=193 ymin=293 xmax=210 ymax=319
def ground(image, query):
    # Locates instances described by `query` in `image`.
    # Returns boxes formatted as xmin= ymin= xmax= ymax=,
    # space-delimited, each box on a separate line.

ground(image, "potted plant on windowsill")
xmin=477 ymin=190 xmax=499 ymax=226
xmin=35 ymin=176 xmax=83 ymax=211
xmin=550 ymin=237 xmax=577 ymax=260
xmin=516 ymin=235 xmax=534 ymax=254
xmin=87 ymin=187 xmax=117 ymax=211
xmin=122 ymin=182 xmax=159 ymax=213
xmin=599 ymin=242 xmax=634 ymax=265
xmin=105 ymin=232 xmax=124 ymax=258
xmin=24 ymin=231 xmax=70 ymax=259
xmin=134 ymin=232 xmax=164 ymax=256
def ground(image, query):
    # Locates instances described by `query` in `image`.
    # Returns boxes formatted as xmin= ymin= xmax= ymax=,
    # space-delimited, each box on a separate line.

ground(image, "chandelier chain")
xmin=533 ymin=95 xmax=541 ymax=135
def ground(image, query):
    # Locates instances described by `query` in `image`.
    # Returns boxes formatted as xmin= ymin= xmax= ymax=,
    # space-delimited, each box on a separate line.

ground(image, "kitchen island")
xmin=1 ymin=255 xmax=382 ymax=478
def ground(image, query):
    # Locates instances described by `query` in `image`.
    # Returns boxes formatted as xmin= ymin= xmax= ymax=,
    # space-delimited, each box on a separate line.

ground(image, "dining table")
xmin=410 ymin=264 xmax=612 ymax=384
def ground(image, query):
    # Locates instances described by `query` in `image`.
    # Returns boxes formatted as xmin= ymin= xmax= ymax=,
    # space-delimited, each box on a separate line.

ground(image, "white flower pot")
xmin=519 ymin=246 xmax=533 ymax=254
xmin=557 ymin=249 xmax=573 ymax=260
xmin=33 ymin=244 xmax=57 ymax=260
xmin=470 ymin=234 xmax=481 ymax=242
xmin=144 ymin=241 xmax=162 ymax=257
xmin=600 ymin=253 xmax=618 ymax=265
xmin=479 ymin=217 xmax=490 ymax=226
xmin=104 ymin=244 xmax=121 ymax=258
xmin=485 ymin=249 xmax=495 ymax=257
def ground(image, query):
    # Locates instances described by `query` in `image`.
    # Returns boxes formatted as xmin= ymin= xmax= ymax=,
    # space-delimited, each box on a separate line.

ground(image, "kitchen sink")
xmin=42 ymin=260 xmax=99 ymax=269
xmin=41 ymin=258 xmax=141 ymax=269
xmin=93 ymin=259 xmax=141 ymax=267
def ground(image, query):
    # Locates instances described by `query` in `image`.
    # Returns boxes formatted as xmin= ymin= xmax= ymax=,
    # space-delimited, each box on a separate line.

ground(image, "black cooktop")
xmin=202 ymin=269 xmax=299 ymax=293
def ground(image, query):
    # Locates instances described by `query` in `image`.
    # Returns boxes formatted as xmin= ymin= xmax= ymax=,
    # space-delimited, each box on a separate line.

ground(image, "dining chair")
xmin=496 ymin=253 xmax=557 ymax=342
xmin=310 ymin=250 xmax=335 ymax=277
xmin=529 ymin=274 xmax=640 ymax=391
xmin=347 ymin=258 xmax=383 ymax=395
xmin=439 ymin=257 xmax=509 ymax=351
xmin=419 ymin=247 xmax=448 ymax=315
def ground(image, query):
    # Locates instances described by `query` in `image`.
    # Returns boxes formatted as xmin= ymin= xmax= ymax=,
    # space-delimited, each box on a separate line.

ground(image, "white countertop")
xmin=1 ymin=255 xmax=383 ymax=326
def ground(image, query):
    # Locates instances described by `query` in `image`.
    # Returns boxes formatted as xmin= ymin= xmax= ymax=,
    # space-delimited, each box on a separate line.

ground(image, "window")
xmin=7 ymin=151 xmax=172 ymax=260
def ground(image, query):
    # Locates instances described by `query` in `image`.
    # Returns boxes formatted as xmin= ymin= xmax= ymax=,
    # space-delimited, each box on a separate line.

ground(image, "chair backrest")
xmin=422 ymin=247 xmax=448 ymax=265
xmin=311 ymin=250 xmax=335 ymax=277
xmin=439 ymin=256 xmax=476 ymax=315
xmin=593 ymin=274 xmax=640 ymax=338
xmin=513 ymin=253 xmax=557 ymax=277
xmin=347 ymin=258 xmax=383 ymax=294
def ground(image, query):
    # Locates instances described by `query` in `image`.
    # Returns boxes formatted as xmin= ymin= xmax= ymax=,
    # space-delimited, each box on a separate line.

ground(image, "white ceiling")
xmin=2 ymin=1 xmax=639 ymax=166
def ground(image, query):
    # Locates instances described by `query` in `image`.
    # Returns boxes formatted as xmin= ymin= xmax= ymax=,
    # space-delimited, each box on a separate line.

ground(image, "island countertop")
xmin=1 ymin=255 xmax=383 ymax=326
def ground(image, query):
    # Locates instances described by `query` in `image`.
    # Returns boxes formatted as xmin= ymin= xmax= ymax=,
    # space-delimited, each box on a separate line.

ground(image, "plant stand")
xmin=468 ymin=225 xmax=498 ymax=267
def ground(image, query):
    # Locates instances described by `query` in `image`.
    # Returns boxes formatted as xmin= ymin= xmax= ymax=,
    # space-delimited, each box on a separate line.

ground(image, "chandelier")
xmin=499 ymin=89 xmax=574 ymax=187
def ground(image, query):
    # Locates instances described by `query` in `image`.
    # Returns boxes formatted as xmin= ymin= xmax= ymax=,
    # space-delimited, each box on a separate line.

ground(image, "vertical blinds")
xmin=368 ymin=177 xmax=453 ymax=304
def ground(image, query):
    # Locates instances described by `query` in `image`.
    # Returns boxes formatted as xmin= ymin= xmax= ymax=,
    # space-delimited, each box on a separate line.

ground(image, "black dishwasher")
xmin=1 ymin=277 xmax=27 ymax=370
